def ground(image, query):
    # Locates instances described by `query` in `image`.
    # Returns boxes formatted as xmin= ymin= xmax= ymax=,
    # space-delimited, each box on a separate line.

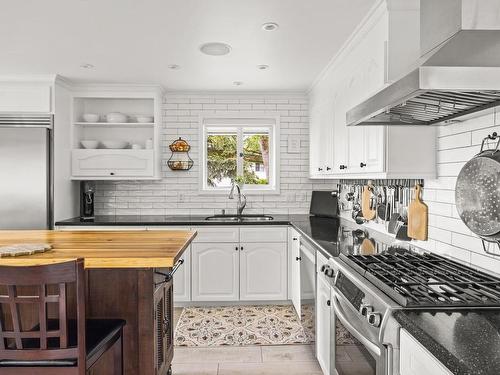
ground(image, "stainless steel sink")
xmin=205 ymin=215 xmax=274 ymax=222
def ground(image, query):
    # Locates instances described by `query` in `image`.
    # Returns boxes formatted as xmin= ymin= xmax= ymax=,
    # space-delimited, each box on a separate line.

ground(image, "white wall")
xmin=420 ymin=108 xmax=500 ymax=275
xmin=94 ymin=92 xmax=334 ymax=216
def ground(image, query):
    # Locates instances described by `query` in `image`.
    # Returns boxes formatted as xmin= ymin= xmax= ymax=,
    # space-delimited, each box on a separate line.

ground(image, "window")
xmin=200 ymin=115 xmax=279 ymax=193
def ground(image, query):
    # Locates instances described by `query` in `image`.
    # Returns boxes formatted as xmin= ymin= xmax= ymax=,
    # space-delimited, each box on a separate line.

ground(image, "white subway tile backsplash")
xmin=95 ymin=93 xmax=333 ymax=216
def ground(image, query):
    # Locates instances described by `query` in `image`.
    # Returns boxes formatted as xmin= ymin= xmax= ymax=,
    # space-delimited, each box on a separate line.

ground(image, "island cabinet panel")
xmin=85 ymin=268 xmax=174 ymax=375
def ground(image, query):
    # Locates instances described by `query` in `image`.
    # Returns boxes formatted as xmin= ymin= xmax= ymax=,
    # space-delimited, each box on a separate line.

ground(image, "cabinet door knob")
xmin=110 ymin=172 xmax=115 ymax=176
xmin=235 ymin=246 xmax=239 ymax=251
xmin=326 ymin=166 xmax=331 ymax=171
xmin=360 ymin=162 xmax=367 ymax=168
xmin=339 ymin=165 xmax=347 ymax=170
xmin=326 ymin=300 xmax=331 ymax=307
xmin=240 ymin=246 xmax=244 ymax=251
xmin=296 ymin=256 xmax=301 ymax=261
xmin=292 ymin=237 xmax=298 ymax=241
xmin=318 ymin=167 xmax=323 ymax=171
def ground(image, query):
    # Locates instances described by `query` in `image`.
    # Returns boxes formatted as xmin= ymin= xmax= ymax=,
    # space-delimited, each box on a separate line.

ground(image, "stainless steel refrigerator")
xmin=0 ymin=114 xmax=53 ymax=229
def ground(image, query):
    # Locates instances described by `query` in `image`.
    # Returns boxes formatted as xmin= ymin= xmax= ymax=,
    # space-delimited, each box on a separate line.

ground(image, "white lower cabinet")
xmin=289 ymin=228 xmax=302 ymax=317
xmin=400 ymin=329 xmax=452 ymax=375
xmin=191 ymin=243 xmax=240 ymax=302
xmin=240 ymin=242 xmax=287 ymax=301
xmin=316 ymin=267 xmax=332 ymax=375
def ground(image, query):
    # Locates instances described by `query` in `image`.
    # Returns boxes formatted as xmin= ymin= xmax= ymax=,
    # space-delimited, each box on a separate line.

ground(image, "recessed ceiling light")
xmin=257 ymin=64 xmax=269 ymax=70
xmin=200 ymin=42 xmax=232 ymax=56
xmin=168 ymin=64 xmax=181 ymax=70
xmin=80 ymin=63 xmax=94 ymax=69
xmin=262 ymin=22 xmax=279 ymax=31
xmin=233 ymin=81 xmax=244 ymax=86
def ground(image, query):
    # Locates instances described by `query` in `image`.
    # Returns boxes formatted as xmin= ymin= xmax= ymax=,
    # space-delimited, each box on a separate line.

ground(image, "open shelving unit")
xmin=70 ymin=85 xmax=163 ymax=180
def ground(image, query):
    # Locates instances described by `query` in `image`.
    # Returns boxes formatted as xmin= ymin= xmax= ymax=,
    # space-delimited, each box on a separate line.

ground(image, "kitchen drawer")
xmin=191 ymin=226 xmax=239 ymax=243
xmin=240 ymin=227 xmax=287 ymax=243
xmin=72 ymin=149 xmax=154 ymax=178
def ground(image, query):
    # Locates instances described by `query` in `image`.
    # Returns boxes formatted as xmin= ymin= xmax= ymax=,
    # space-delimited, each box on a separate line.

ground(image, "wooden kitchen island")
xmin=0 ymin=229 xmax=197 ymax=375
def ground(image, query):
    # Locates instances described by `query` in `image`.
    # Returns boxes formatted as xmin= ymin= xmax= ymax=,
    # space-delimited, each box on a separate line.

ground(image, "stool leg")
xmin=113 ymin=329 xmax=124 ymax=375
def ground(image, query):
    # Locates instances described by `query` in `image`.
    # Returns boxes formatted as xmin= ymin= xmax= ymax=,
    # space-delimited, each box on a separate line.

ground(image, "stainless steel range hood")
xmin=347 ymin=0 xmax=500 ymax=126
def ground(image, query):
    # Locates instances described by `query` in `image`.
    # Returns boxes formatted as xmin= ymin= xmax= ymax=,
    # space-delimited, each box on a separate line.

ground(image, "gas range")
xmin=320 ymin=225 xmax=500 ymax=375
xmin=340 ymin=250 xmax=500 ymax=309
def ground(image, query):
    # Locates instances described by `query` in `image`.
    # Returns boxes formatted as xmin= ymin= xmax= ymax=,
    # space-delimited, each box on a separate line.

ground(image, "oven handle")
xmin=331 ymin=291 xmax=381 ymax=357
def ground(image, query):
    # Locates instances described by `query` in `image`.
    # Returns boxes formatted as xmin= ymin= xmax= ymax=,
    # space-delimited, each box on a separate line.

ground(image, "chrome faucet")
xmin=229 ymin=180 xmax=247 ymax=216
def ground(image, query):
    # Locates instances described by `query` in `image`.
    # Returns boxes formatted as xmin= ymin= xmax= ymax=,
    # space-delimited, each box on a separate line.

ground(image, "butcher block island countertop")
xmin=0 ymin=229 xmax=197 ymax=268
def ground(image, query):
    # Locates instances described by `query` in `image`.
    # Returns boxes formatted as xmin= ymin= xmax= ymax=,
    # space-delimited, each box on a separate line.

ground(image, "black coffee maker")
xmin=80 ymin=181 xmax=96 ymax=221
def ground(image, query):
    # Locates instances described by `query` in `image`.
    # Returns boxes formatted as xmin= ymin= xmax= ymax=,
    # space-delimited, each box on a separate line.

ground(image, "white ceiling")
xmin=0 ymin=0 xmax=375 ymax=91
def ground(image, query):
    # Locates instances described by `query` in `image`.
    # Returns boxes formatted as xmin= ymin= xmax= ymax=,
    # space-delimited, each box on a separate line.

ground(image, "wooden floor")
xmin=172 ymin=344 xmax=322 ymax=375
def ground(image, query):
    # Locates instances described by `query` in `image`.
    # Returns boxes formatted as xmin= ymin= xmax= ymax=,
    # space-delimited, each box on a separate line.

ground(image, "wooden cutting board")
xmin=361 ymin=186 xmax=376 ymax=220
xmin=408 ymin=184 xmax=428 ymax=240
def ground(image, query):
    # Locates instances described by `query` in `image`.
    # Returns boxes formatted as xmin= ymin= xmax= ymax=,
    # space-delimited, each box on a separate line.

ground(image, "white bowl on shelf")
xmin=106 ymin=112 xmax=128 ymax=123
xmin=101 ymin=140 xmax=129 ymax=149
xmin=80 ymin=140 xmax=100 ymax=149
xmin=136 ymin=115 xmax=154 ymax=123
xmin=82 ymin=113 xmax=100 ymax=122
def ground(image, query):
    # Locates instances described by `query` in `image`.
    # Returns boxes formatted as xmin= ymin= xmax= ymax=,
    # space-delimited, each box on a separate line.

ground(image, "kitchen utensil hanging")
xmin=456 ymin=131 xmax=500 ymax=256
xmin=408 ymin=184 xmax=428 ymax=241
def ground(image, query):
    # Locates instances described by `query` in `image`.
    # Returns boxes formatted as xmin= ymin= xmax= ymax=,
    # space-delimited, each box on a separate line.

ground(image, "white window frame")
xmin=199 ymin=114 xmax=280 ymax=195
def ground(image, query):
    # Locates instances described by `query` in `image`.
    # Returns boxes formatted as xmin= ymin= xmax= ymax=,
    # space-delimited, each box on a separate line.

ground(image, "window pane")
xmin=206 ymin=134 xmax=237 ymax=187
xmin=243 ymin=133 xmax=269 ymax=185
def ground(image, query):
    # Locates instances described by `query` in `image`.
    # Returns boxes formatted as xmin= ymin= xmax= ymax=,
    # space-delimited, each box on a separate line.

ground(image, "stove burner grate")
xmin=342 ymin=252 xmax=500 ymax=307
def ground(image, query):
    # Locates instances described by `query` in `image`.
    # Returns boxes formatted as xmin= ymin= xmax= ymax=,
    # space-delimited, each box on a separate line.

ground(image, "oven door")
xmin=332 ymin=290 xmax=381 ymax=375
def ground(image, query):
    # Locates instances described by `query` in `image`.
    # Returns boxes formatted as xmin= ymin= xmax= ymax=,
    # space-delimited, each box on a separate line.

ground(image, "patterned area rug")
xmin=174 ymin=304 xmax=315 ymax=347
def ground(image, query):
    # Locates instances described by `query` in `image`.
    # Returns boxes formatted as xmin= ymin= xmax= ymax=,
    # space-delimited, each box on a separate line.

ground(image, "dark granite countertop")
xmin=394 ymin=309 xmax=500 ymax=375
xmin=55 ymin=214 xmax=295 ymax=226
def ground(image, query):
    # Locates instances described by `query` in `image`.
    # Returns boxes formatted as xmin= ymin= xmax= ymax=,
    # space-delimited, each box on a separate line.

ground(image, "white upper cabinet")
xmin=70 ymin=85 xmax=163 ymax=180
xmin=0 ymin=83 xmax=52 ymax=113
xmin=309 ymin=0 xmax=436 ymax=179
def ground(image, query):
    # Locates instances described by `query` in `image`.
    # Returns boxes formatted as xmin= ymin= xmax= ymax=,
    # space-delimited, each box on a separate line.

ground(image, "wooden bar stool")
xmin=0 ymin=259 xmax=125 ymax=375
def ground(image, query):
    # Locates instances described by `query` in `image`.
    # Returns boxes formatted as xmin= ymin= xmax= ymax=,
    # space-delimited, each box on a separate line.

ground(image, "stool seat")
xmin=0 ymin=319 xmax=126 ymax=368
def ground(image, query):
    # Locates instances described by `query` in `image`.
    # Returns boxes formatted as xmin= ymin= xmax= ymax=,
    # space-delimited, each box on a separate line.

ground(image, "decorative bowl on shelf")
xmin=136 ymin=115 xmax=154 ymax=123
xmin=81 ymin=140 xmax=100 ymax=149
xmin=105 ymin=112 xmax=128 ymax=123
xmin=82 ymin=113 xmax=100 ymax=122
xmin=101 ymin=141 xmax=129 ymax=149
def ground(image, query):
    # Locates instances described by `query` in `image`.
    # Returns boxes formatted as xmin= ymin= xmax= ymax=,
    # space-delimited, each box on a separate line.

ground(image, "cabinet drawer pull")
xmin=110 ymin=172 xmax=115 ymax=176
xmin=326 ymin=166 xmax=331 ymax=171
xmin=339 ymin=165 xmax=347 ymax=170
